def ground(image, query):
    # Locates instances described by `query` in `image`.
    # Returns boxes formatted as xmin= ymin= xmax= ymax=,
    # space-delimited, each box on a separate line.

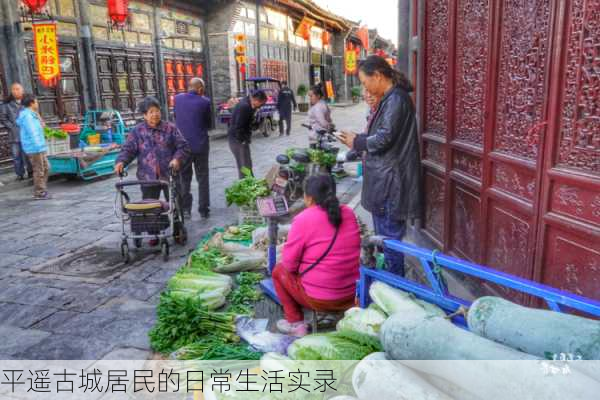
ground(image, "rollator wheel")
xmin=174 ymin=223 xmax=188 ymax=245
xmin=121 ymin=241 xmax=131 ymax=264
xmin=161 ymin=241 xmax=170 ymax=262
xmin=134 ymin=238 xmax=143 ymax=248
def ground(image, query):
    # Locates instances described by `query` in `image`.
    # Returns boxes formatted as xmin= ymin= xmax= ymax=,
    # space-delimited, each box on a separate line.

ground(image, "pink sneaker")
xmin=276 ymin=319 xmax=308 ymax=337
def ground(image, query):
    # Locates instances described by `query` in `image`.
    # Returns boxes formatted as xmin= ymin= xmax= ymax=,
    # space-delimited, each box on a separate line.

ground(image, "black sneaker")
xmin=16 ymin=176 xmax=24 ymax=181
xmin=199 ymin=209 xmax=210 ymax=219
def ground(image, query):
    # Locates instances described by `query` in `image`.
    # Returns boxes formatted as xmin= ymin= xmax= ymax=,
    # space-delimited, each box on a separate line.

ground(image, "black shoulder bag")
xmin=299 ymin=226 xmax=340 ymax=277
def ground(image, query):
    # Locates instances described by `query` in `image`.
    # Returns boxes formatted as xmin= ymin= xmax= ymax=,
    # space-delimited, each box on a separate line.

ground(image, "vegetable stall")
xmin=145 ymin=177 xmax=600 ymax=400
xmin=47 ymin=109 xmax=129 ymax=180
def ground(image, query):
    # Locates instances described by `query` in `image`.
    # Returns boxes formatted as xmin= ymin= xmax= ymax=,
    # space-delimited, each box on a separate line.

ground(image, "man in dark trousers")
xmin=174 ymin=78 xmax=212 ymax=219
xmin=228 ymin=90 xmax=267 ymax=178
xmin=276 ymin=81 xmax=297 ymax=136
xmin=0 ymin=83 xmax=32 ymax=180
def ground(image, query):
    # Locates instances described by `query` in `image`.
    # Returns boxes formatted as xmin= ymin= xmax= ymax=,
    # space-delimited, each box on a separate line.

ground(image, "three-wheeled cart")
xmin=217 ymin=77 xmax=281 ymax=136
xmin=47 ymin=109 xmax=130 ymax=181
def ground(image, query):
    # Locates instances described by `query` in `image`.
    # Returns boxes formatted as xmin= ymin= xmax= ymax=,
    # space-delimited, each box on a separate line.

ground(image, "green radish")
xmin=352 ymin=353 xmax=454 ymax=400
xmin=382 ymin=313 xmax=536 ymax=360
xmin=467 ymin=296 xmax=600 ymax=360
xmin=382 ymin=314 xmax=600 ymax=400
xmin=369 ymin=281 xmax=445 ymax=317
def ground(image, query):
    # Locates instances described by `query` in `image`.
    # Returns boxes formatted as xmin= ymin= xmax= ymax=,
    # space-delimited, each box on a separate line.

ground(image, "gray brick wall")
xmin=332 ymin=31 xmax=347 ymax=102
xmin=206 ymin=1 xmax=241 ymax=111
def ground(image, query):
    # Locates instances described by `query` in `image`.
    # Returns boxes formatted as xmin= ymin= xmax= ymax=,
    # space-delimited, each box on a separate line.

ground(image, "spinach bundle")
xmin=225 ymin=168 xmax=270 ymax=208
xmin=149 ymin=292 xmax=238 ymax=354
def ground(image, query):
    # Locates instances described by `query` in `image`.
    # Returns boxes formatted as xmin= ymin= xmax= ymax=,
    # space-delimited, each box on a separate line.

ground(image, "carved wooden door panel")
xmin=481 ymin=0 xmax=554 ymax=301
xmin=535 ymin=1 xmax=600 ymax=301
xmin=421 ymin=0 xmax=450 ymax=249
xmin=421 ymin=0 xmax=564 ymax=302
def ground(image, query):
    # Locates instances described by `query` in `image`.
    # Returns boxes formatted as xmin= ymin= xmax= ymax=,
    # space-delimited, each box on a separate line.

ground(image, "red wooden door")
xmin=534 ymin=1 xmax=600 ymax=300
xmin=420 ymin=1 xmax=600 ymax=301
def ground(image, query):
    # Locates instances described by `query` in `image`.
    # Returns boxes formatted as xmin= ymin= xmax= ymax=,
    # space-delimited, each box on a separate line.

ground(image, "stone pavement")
xmin=0 ymin=103 xmax=367 ymax=361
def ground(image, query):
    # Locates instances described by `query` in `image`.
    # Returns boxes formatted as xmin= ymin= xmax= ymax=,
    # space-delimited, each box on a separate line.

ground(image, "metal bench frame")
xmin=357 ymin=240 xmax=600 ymax=324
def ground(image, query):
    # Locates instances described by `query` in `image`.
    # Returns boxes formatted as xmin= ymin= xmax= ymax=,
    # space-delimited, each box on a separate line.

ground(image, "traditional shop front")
xmin=0 ymin=0 xmax=213 ymax=171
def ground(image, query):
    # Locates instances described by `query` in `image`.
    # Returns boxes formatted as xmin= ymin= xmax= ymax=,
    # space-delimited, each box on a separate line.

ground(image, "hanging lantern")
xmin=196 ymin=64 xmax=203 ymax=77
xmin=322 ymin=31 xmax=330 ymax=46
xmin=107 ymin=0 xmax=129 ymax=27
xmin=21 ymin=0 xmax=49 ymax=14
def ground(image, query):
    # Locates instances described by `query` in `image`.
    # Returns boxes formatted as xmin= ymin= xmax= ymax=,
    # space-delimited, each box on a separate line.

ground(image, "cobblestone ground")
xmin=0 ymin=104 xmax=366 ymax=361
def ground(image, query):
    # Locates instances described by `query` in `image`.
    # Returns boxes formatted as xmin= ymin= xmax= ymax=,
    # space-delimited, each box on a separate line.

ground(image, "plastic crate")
xmin=47 ymin=138 xmax=70 ymax=155
xmin=100 ymin=132 xmax=125 ymax=144
xmin=238 ymin=205 xmax=266 ymax=225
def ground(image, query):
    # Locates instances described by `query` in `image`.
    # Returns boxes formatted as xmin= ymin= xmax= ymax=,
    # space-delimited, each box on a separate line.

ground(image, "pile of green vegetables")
xmin=43 ymin=127 xmax=68 ymax=140
xmin=225 ymin=167 xmax=270 ymax=208
xmin=173 ymin=338 xmax=262 ymax=361
xmin=308 ymin=149 xmax=337 ymax=167
xmin=149 ymin=293 xmax=239 ymax=354
xmin=150 ymin=237 xmax=266 ymax=359
xmin=226 ymin=272 xmax=264 ymax=316
xmin=288 ymin=330 xmax=382 ymax=361
xmin=185 ymin=246 xmax=232 ymax=273
xmin=222 ymin=224 xmax=260 ymax=241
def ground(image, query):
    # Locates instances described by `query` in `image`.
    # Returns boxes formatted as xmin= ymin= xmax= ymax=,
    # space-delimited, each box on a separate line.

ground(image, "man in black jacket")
xmin=0 ymin=83 xmax=32 ymax=180
xmin=228 ymin=90 xmax=267 ymax=178
xmin=276 ymin=81 xmax=297 ymax=137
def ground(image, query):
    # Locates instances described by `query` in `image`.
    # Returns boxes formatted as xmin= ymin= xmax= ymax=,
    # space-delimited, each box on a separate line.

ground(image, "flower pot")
xmin=298 ymin=103 xmax=309 ymax=113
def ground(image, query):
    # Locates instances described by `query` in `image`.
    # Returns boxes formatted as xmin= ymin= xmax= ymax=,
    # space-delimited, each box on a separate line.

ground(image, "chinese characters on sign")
xmin=345 ymin=48 xmax=357 ymax=75
xmin=32 ymin=22 xmax=61 ymax=87
xmin=0 ymin=368 xmax=338 ymax=395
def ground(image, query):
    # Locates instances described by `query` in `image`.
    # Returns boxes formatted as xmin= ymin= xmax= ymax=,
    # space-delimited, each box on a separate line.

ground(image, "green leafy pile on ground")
xmin=225 ymin=167 xmax=270 ymax=207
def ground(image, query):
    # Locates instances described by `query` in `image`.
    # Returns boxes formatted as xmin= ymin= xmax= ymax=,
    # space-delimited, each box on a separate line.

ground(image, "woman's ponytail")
xmin=322 ymin=192 xmax=342 ymax=228
xmin=304 ymin=174 xmax=342 ymax=228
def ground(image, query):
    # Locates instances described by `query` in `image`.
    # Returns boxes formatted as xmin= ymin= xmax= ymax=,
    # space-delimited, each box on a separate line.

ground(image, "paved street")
xmin=0 ymin=104 xmax=366 ymax=361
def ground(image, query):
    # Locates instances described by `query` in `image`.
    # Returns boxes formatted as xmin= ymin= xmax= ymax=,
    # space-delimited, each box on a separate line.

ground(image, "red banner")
xmin=33 ymin=22 xmax=60 ymax=87
xmin=357 ymin=26 xmax=370 ymax=51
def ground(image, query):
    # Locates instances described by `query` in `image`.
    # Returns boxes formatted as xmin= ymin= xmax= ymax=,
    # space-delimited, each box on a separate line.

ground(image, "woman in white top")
xmin=306 ymin=84 xmax=333 ymax=144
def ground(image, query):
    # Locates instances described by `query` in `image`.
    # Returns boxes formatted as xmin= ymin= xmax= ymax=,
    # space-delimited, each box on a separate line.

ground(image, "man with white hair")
xmin=174 ymin=77 xmax=212 ymax=219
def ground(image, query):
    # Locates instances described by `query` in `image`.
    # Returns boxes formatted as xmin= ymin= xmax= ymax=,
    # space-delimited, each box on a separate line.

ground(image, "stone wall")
xmin=206 ymin=1 xmax=241 ymax=111
xmin=331 ymin=31 xmax=347 ymax=102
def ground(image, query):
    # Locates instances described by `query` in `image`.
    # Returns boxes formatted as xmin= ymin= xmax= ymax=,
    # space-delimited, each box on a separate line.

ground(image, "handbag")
xmin=299 ymin=226 xmax=340 ymax=277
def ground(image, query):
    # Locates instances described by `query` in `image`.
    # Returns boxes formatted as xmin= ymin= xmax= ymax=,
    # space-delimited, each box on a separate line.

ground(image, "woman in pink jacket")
xmin=273 ymin=174 xmax=361 ymax=337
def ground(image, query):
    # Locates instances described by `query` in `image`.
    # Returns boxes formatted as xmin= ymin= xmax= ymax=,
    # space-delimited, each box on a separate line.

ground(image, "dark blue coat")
xmin=276 ymin=87 xmax=297 ymax=118
xmin=174 ymin=92 xmax=212 ymax=153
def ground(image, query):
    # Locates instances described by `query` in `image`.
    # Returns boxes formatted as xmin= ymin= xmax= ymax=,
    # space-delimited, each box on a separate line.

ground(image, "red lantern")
xmin=196 ymin=64 xmax=203 ymax=77
xmin=322 ymin=31 xmax=330 ymax=46
xmin=21 ymin=0 xmax=49 ymax=14
xmin=107 ymin=0 xmax=129 ymax=26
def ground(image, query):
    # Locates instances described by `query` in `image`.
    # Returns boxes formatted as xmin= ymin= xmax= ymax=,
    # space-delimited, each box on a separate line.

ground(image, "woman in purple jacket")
xmin=115 ymin=97 xmax=190 ymax=200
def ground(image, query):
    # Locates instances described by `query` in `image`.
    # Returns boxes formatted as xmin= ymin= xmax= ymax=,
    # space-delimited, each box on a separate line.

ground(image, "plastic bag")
xmin=236 ymin=317 xmax=297 ymax=355
xmin=252 ymin=224 xmax=291 ymax=250
xmin=213 ymin=251 xmax=266 ymax=273
xmin=207 ymin=232 xmax=252 ymax=253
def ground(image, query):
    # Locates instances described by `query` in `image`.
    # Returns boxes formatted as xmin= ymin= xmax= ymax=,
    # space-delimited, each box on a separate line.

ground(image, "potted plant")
xmin=351 ymin=86 xmax=362 ymax=103
xmin=297 ymin=84 xmax=309 ymax=113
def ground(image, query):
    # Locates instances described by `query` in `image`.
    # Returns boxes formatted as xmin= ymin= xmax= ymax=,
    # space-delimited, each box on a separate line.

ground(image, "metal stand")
xmin=256 ymin=196 xmax=289 ymax=303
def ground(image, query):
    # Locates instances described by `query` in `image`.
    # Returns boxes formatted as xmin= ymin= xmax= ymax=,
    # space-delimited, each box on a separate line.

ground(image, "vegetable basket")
xmin=238 ymin=205 xmax=265 ymax=226
xmin=47 ymin=138 xmax=70 ymax=155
